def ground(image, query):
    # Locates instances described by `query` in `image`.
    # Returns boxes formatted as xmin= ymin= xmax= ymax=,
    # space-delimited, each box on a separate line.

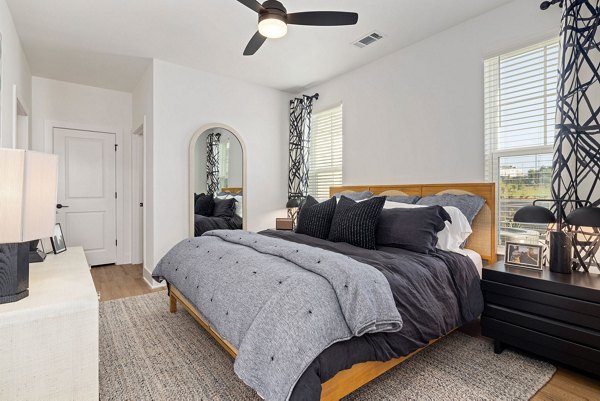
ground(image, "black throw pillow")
xmin=376 ymin=205 xmax=451 ymax=254
xmin=327 ymin=196 xmax=386 ymax=250
xmin=195 ymin=193 xmax=214 ymax=216
xmin=213 ymin=197 xmax=236 ymax=218
xmin=295 ymin=195 xmax=337 ymax=240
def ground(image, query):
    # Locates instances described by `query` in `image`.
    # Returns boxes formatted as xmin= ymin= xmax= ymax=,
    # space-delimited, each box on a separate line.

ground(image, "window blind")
xmin=484 ymin=39 xmax=558 ymax=249
xmin=309 ymin=104 xmax=343 ymax=199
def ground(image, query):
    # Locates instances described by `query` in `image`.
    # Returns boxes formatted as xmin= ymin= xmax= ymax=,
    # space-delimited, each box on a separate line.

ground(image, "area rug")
xmin=100 ymin=292 xmax=556 ymax=400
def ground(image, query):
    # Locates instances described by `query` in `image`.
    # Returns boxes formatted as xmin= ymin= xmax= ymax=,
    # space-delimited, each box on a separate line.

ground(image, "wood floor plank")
xmin=92 ymin=264 xmax=600 ymax=400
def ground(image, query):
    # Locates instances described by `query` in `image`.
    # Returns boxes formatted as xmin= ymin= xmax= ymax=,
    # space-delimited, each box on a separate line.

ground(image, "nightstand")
xmin=481 ymin=262 xmax=600 ymax=376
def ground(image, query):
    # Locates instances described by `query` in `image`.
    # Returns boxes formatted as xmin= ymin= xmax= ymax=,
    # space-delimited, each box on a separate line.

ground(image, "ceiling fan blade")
xmin=287 ymin=11 xmax=358 ymax=26
xmin=237 ymin=0 xmax=265 ymax=14
xmin=243 ymin=31 xmax=267 ymax=56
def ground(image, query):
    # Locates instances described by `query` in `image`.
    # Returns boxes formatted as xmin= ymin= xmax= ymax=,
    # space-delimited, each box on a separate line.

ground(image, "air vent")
xmin=353 ymin=31 xmax=383 ymax=48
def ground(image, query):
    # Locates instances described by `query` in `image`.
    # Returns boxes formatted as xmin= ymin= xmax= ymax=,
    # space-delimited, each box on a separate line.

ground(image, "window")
xmin=484 ymin=39 xmax=558 ymax=250
xmin=218 ymin=140 xmax=230 ymax=189
xmin=309 ymin=104 xmax=343 ymax=199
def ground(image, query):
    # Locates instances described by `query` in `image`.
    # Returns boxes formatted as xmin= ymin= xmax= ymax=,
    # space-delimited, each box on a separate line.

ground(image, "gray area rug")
xmin=100 ymin=292 xmax=556 ymax=400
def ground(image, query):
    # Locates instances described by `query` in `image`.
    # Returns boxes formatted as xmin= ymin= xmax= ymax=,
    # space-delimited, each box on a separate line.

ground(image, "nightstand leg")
xmin=493 ymin=339 xmax=505 ymax=354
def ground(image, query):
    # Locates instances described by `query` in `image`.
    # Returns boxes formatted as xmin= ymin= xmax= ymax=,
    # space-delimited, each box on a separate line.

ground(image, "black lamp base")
xmin=0 ymin=242 xmax=30 ymax=304
xmin=549 ymin=231 xmax=572 ymax=274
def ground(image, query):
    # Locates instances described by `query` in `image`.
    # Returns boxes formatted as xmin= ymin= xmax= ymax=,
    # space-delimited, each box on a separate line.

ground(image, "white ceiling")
xmin=7 ymin=0 xmax=513 ymax=93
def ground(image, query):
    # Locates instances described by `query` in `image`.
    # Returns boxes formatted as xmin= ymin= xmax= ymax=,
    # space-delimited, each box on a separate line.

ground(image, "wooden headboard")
xmin=330 ymin=183 xmax=497 ymax=264
xmin=221 ymin=187 xmax=243 ymax=194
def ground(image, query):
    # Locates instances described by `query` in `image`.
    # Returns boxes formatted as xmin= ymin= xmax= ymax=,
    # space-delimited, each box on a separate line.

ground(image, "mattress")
xmin=463 ymin=248 xmax=483 ymax=277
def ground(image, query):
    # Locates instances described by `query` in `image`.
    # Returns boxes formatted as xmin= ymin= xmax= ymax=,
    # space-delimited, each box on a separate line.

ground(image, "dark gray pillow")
xmin=296 ymin=196 xmax=337 ymax=240
xmin=195 ymin=193 xmax=214 ymax=216
xmin=417 ymin=194 xmax=485 ymax=225
xmin=385 ymin=195 xmax=421 ymax=204
xmin=333 ymin=191 xmax=373 ymax=201
xmin=213 ymin=197 xmax=236 ymax=218
xmin=376 ymin=206 xmax=451 ymax=254
xmin=328 ymin=196 xmax=386 ymax=250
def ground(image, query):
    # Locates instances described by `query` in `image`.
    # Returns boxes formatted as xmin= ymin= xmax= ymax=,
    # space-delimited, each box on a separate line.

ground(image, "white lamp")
xmin=0 ymin=149 xmax=58 ymax=304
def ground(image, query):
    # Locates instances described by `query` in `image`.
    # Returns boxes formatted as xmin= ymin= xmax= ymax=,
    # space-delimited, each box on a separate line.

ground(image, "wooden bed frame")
xmin=169 ymin=182 xmax=496 ymax=400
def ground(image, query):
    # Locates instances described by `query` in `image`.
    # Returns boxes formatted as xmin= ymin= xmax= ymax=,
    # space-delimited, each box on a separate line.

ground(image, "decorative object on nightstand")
xmin=504 ymin=242 xmax=542 ymax=270
xmin=481 ymin=261 xmax=600 ymax=376
xmin=514 ymin=200 xmax=600 ymax=273
xmin=0 ymin=149 xmax=58 ymax=304
xmin=276 ymin=217 xmax=294 ymax=231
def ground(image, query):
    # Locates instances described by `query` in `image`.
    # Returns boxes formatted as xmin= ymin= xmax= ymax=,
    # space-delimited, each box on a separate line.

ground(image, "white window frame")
xmin=308 ymin=103 xmax=343 ymax=199
xmin=484 ymin=38 xmax=558 ymax=252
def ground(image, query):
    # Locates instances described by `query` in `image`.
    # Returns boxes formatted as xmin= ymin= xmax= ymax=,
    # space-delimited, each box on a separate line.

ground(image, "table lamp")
xmin=0 ymin=149 xmax=58 ymax=304
xmin=286 ymin=197 xmax=304 ymax=229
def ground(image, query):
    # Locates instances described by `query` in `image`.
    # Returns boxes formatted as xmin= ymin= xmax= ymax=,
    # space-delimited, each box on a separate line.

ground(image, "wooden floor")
xmin=91 ymin=263 xmax=164 ymax=302
xmin=92 ymin=264 xmax=600 ymax=401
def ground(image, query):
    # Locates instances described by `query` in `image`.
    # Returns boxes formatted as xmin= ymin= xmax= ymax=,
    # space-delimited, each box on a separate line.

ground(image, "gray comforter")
xmin=152 ymin=230 xmax=402 ymax=401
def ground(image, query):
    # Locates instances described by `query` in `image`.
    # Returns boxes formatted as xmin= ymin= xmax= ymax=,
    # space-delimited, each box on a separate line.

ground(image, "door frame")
xmin=131 ymin=120 xmax=145 ymax=265
xmin=45 ymin=120 xmax=125 ymax=265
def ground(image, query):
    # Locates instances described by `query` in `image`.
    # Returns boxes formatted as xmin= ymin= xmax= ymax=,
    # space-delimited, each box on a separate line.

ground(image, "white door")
xmin=53 ymin=128 xmax=117 ymax=266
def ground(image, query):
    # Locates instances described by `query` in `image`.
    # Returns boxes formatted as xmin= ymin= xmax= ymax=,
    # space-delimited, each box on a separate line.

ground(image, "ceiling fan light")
xmin=258 ymin=16 xmax=287 ymax=39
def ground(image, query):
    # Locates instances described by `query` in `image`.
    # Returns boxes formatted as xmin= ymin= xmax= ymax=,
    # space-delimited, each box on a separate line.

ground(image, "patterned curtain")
xmin=551 ymin=0 xmax=600 ymax=269
xmin=288 ymin=94 xmax=318 ymax=203
xmin=206 ymin=132 xmax=221 ymax=195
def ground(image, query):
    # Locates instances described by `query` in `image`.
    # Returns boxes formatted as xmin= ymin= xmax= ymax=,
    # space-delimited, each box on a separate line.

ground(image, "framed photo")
xmin=505 ymin=242 xmax=543 ymax=270
xmin=50 ymin=223 xmax=67 ymax=254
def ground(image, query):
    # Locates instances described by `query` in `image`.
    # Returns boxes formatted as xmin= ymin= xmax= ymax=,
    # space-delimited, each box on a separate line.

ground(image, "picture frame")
xmin=50 ymin=223 xmax=67 ymax=254
xmin=505 ymin=242 xmax=543 ymax=270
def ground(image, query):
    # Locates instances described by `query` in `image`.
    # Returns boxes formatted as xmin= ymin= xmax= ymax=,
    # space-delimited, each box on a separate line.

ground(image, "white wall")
xmin=304 ymin=0 xmax=561 ymax=186
xmin=150 ymin=59 xmax=288 ymax=276
xmin=31 ymin=77 xmax=133 ymax=264
xmin=0 ymin=0 xmax=32 ymax=149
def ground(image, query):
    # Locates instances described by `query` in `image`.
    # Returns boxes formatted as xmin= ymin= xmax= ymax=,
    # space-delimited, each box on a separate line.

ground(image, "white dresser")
xmin=0 ymin=247 xmax=99 ymax=400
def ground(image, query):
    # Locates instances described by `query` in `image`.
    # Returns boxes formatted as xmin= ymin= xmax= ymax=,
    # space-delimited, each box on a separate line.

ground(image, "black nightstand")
xmin=481 ymin=262 xmax=600 ymax=376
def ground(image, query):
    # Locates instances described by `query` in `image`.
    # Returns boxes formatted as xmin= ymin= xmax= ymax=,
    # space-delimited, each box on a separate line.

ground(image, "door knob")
xmin=56 ymin=204 xmax=69 ymax=209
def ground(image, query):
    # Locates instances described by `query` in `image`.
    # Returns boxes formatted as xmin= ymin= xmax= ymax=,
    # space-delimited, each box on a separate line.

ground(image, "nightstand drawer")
xmin=482 ymin=317 xmax=600 ymax=375
xmin=484 ymin=304 xmax=600 ymax=349
xmin=482 ymin=280 xmax=600 ymax=331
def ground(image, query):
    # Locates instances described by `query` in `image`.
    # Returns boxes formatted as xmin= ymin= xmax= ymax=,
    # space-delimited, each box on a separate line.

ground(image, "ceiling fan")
xmin=237 ymin=0 xmax=359 ymax=56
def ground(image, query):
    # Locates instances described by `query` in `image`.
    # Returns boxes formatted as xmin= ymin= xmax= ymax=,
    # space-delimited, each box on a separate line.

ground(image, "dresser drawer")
xmin=483 ymin=304 xmax=600 ymax=349
xmin=482 ymin=317 xmax=600 ymax=376
xmin=482 ymin=280 xmax=600 ymax=331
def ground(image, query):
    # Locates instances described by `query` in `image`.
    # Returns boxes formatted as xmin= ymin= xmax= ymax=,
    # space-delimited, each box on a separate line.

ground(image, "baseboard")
xmin=143 ymin=266 xmax=166 ymax=289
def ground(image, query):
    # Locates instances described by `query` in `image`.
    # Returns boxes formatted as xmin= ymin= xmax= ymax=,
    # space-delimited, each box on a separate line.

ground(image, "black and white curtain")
xmin=207 ymin=132 xmax=221 ymax=195
xmin=551 ymin=0 xmax=600 ymax=268
xmin=288 ymin=94 xmax=318 ymax=203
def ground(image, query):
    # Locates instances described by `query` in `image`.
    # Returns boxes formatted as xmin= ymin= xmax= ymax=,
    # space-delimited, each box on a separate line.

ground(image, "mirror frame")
xmin=189 ymin=123 xmax=248 ymax=237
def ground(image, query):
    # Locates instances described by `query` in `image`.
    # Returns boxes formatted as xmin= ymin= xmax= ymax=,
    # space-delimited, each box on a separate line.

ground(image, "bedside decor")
xmin=50 ymin=223 xmax=67 ymax=254
xmin=0 ymin=149 xmax=58 ymax=304
xmin=275 ymin=217 xmax=294 ymax=231
xmin=285 ymin=197 xmax=303 ymax=228
xmin=28 ymin=240 xmax=46 ymax=263
xmin=505 ymin=242 xmax=543 ymax=270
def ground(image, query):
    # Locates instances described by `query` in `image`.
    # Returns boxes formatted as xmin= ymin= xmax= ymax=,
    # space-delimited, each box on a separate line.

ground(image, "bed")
xmin=194 ymin=187 xmax=244 ymax=236
xmin=157 ymin=183 xmax=496 ymax=401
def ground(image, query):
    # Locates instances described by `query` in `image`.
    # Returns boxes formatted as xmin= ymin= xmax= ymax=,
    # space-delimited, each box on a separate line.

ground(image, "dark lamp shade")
xmin=513 ymin=205 xmax=556 ymax=224
xmin=286 ymin=198 xmax=301 ymax=209
xmin=566 ymin=207 xmax=600 ymax=228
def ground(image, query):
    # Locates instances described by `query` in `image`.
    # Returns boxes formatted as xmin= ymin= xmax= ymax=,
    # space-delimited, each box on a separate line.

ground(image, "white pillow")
xmin=383 ymin=201 xmax=472 ymax=254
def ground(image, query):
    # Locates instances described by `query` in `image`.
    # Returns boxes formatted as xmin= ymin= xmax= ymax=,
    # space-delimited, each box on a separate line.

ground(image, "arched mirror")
xmin=189 ymin=125 xmax=245 ymax=237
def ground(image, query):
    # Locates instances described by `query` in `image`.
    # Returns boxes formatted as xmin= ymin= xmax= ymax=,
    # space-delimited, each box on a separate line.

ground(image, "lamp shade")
xmin=0 ymin=149 xmax=58 ymax=243
xmin=513 ymin=205 xmax=556 ymax=224
xmin=566 ymin=207 xmax=600 ymax=228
